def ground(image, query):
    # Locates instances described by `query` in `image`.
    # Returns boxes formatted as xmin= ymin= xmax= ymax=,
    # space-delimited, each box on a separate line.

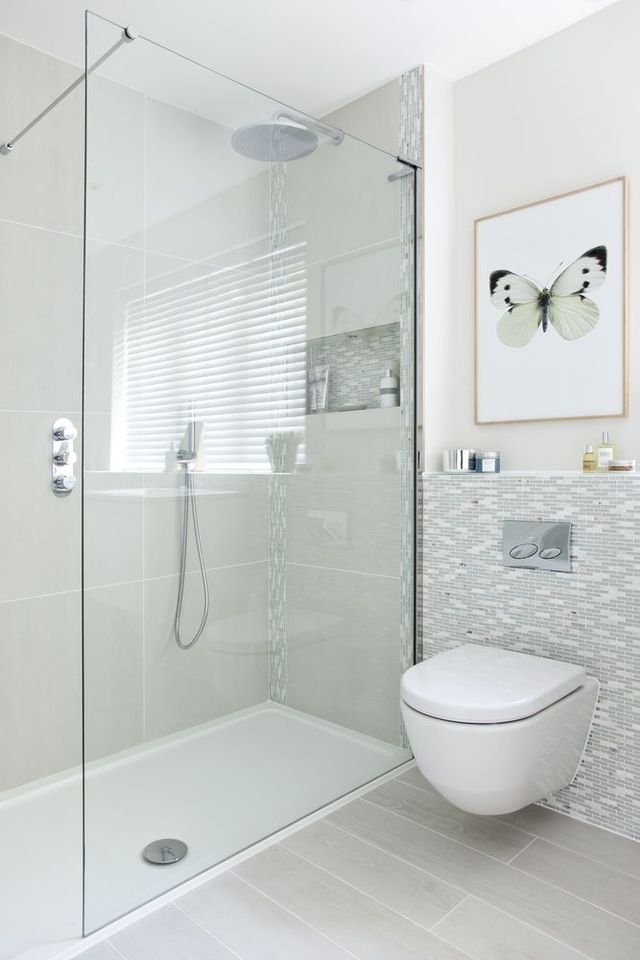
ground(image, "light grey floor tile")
xmin=179 ymin=871 xmax=352 ymax=960
xmin=512 ymin=838 xmax=640 ymax=926
xmin=397 ymin=765 xmax=437 ymax=794
xmin=282 ymin=818 xmax=464 ymax=928
xmin=234 ymin=843 xmax=473 ymax=960
xmin=79 ymin=945 xmax=123 ymax=960
xmin=501 ymin=805 xmax=640 ymax=880
xmin=366 ymin=777 xmax=533 ymax=861
xmin=329 ymin=798 xmax=640 ymax=960
xmin=110 ymin=905 xmax=235 ymax=960
xmin=434 ymin=897 xmax=590 ymax=960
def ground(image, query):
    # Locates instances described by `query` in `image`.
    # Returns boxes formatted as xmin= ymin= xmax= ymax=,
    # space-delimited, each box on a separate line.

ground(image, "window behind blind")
xmin=113 ymin=242 xmax=307 ymax=473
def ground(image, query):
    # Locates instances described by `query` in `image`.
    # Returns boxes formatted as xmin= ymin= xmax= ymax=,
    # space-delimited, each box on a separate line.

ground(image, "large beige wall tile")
xmin=144 ymin=561 xmax=268 ymax=740
xmin=0 ymin=590 xmax=81 ymax=790
xmin=0 ymin=221 xmax=82 ymax=411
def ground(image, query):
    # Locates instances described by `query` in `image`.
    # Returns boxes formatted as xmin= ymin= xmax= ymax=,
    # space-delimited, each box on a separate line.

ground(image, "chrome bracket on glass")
xmin=52 ymin=418 xmax=78 ymax=494
xmin=503 ymin=520 xmax=571 ymax=573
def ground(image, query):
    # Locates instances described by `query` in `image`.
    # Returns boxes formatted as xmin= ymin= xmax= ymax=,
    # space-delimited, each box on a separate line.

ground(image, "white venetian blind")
xmin=114 ymin=242 xmax=307 ymax=473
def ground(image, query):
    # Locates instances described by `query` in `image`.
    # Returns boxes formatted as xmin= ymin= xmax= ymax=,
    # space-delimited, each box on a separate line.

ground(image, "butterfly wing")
xmin=490 ymin=270 xmax=542 ymax=347
xmin=490 ymin=270 xmax=541 ymax=309
xmin=550 ymin=246 xmax=607 ymax=297
xmin=548 ymin=295 xmax=599 ymax=340
xmin=496 ymin=300 xmax=543 ymax=347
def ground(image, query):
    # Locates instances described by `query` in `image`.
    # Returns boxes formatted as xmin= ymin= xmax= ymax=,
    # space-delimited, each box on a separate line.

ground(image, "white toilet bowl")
xmin=401 ymin=644 xmax=599 ymax=815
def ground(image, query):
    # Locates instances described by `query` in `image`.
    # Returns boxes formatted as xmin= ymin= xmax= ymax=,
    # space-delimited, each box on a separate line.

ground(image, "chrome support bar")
xmin=1 ymin=26 xmax=136 ymax=157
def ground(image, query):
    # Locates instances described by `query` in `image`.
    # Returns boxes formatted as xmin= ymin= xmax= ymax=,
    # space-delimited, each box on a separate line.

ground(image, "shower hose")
xmin=173 ymin=468 xmax=210 ymax=650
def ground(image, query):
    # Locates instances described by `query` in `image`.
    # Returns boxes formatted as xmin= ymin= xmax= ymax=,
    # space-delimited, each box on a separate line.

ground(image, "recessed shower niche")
xmin=306 ymin=322 xmax=401 ymax=414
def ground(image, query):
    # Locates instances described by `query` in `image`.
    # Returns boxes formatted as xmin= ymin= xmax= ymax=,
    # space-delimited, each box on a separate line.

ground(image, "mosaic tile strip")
xmin=268 ymin=160 xmax=288 ymax=704
xmin=399 ymin=66 xmax=423 ymax=743
xmin=306 ymin=322 xmax=400 ymax=413
xmin=420 ymin=472 xmax=640 ymax=840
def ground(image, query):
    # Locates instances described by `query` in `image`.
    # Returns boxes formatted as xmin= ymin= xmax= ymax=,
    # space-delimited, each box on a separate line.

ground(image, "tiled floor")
xmin=81 ymin=765 xmax=640 ymax=960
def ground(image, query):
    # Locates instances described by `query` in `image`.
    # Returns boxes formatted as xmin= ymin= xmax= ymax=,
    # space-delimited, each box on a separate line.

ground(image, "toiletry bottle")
xmin=380 ymin=368 xmax=399 ymax=407
xmin=596 ymin=430 xmax=615 ymax=472
xmin=582 ymin=444 xmax=597 ymax=473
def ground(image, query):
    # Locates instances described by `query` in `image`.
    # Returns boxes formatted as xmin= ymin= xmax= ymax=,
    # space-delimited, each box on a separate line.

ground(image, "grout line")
xmin=430 ymin=896 xmax=593 ymax=960
xmin=171 ymin=903 xmax=246 ymax=960
xmin=399 ymin=768 xmax=640 ymax=877
xmin=102 ymin=941 xmax=128 ymax=960
xmin=360 ymin=794 xmax=530 ymax=864
xmin=0 ymin=559 xmax=268 ymax=609
xmin=327 ymin=813 xmax=597 ymax=960
xmin=429 ymin=896 xmax=469 ymax=933
xmin=358 ymin=795 xmax=640 ymax=930
xmin=506 ymin=836 xmax=538 ymax=864
xmin=278 ymin=838 xmax=440 ymax=932
xmin=325 ymin=817 xmax=470 ymax=901
xmin=222 ymin=872 xmax=363 ymax=960
xmin=287 ymin=560 xmax=400 ymax=581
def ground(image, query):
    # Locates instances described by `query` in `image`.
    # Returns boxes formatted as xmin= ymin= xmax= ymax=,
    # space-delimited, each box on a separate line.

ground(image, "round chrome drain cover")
xmin=142 ymin=839 xmax=188 ymax=865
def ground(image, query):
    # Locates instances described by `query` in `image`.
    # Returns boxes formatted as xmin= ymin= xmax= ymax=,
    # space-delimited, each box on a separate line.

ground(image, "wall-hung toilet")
xmin=401 ymin=644 xmax=599 ymax=815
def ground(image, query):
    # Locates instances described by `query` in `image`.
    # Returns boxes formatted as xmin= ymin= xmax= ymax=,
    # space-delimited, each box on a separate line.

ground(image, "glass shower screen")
xmin=83 ymin=11 xmax=415 ymax=933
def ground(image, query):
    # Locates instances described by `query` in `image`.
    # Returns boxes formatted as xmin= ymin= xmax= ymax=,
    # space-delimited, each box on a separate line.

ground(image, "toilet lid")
xmin=401 ymin=644 xmax=586 ymax=723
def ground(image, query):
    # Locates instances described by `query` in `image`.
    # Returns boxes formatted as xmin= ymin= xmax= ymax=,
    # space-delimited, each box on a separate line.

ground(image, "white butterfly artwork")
xmin=489 ymin=245 xmax=607 ymax=348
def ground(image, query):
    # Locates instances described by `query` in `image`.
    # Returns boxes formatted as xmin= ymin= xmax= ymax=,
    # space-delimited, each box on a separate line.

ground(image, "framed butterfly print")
xmin=474 ymin=177 xmax=627 ymax=424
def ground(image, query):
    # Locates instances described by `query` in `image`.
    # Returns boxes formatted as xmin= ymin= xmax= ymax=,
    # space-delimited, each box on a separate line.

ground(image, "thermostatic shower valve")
xmin=52 ymin=418 xmax=77 ymax=494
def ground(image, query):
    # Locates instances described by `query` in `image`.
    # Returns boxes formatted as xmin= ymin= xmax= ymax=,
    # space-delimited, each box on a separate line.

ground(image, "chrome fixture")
xmin=231 ymin=109 xmax=343 ymax=162
xmin=503 ymin=520 xmax=571 ymax=573
xmin=142 ymin=839 xmax=188 ymax=865
xmin=174 ymin=415 xmax=210 ymax=650
xmin=52 ymin=418 xmax=77 ymax=495
xmin=1 ymin=26 xmax=137 ymax=157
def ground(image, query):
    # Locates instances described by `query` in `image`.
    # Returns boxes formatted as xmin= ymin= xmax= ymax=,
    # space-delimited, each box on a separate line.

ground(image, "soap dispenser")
xmin=380 ymin=368 xmax=399 ymax=407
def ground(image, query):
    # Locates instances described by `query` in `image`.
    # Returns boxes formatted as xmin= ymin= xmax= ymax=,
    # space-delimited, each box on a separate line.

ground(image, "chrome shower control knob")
xmin=53 ymin=475 xmax=77 ymax=492
xmin=53 ymin=449 xmax=78 ymax=466
xmin=53 ymin=422 xmax=77 ymax=441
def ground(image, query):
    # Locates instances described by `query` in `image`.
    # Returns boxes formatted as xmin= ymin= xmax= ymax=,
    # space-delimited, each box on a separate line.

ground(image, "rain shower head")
xmin=232 ymin=120 xmax=318 ymax=162
xmin=231 ymin=110 xmax=344 ymax=162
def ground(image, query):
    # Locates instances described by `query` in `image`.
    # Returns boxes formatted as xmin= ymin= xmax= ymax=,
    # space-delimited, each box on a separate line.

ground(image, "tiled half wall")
xmin=420 ymin=473 xmax=640 ymax=840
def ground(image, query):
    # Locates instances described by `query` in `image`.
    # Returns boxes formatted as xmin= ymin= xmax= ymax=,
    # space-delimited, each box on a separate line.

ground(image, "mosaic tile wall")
xmin=420 ymin=473 xmax=640 ymax=840
xmin=306 ymin=322 xmax=400 ymax=413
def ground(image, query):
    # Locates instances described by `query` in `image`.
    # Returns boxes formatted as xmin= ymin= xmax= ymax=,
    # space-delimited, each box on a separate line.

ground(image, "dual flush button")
xmin=503 ymin=521 xmax=571 ymax=573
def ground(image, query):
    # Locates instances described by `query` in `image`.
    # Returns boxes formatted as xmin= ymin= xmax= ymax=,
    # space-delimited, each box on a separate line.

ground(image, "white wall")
xmin=426 ymin=0 xmax=640 ymax=470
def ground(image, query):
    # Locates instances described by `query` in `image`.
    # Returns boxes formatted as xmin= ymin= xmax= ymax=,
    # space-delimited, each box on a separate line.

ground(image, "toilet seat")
xmin=401 ymin=644 xmax=586 ymax=724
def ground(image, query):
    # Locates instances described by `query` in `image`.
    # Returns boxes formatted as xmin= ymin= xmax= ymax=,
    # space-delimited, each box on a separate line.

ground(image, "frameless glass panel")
xmin=83 ymin=11 xmax=414 ymax=933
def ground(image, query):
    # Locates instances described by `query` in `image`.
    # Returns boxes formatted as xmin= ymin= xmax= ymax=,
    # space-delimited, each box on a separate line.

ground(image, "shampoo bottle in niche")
xmin=380 ymin=368 xmax=399 ymax=407
xmin=596 ymin=430 xmax=615 ymax=472
xmin=582 ymin=444 xmax=597 ymax=473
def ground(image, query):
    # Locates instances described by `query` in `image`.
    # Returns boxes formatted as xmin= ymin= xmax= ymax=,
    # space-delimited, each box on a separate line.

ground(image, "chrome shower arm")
xmin=0 ymin=26 xmax=137 ymax=156
xmin=272 ymin=109 xmax=344 ymax=146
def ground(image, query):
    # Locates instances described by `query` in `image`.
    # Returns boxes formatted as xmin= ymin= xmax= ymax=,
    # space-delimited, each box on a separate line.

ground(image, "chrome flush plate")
xmin=503 ymin=520 xmax=571 ymax=573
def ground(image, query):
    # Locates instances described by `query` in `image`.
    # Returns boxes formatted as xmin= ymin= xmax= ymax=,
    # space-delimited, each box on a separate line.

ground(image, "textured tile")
xmin=365 ymin=778 xmax=534 ymax=861
xmin=180 ymin=870 xmax=353 ymax=960
xmin=420 ymin=473 xmax=640 ymax=840
xmin=111 ymin=905 xmax=236 ymax=960
xmin=234 ymin=843 xmax=472 ymax=960
xmin=329 ymin=798 xmax=640 ymax=960
xmin=512 ymin=838 xmax=640 ymax=926
xmin=282 ymin=818 xmax=464 ymax=928
xmin=434 ymin=897 xmax=590 ymax=960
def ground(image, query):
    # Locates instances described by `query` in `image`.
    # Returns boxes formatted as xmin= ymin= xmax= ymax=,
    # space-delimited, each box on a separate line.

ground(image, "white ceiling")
xmin=0 ymin=0 xmax=620 ymax=116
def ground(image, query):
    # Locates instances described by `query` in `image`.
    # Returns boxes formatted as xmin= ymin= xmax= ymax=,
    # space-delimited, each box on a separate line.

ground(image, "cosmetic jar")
xmin=608 ymin=459 xmax=635 ymax=472
xmin=475 ymin=451 xmax=501 ymax=473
